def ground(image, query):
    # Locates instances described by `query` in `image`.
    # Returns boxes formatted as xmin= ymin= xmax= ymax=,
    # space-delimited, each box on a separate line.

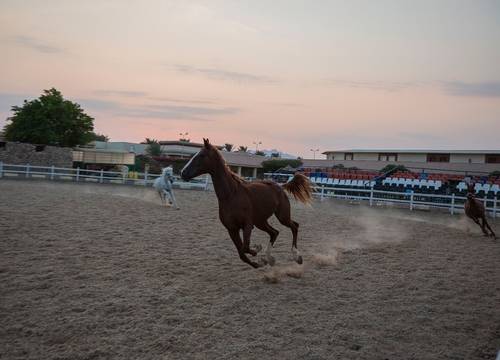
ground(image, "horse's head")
xmin=181 ymin=138 xmax=218 ymax=181
xmin=162 ymin=166 xmax=173 ymax=176
xmin=466 ymin=183 xmax=475 ymax=199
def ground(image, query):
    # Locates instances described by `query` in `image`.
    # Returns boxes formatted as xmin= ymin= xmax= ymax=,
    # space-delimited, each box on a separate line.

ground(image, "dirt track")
xmin=1 ymin=179 xmax=499 ymax=360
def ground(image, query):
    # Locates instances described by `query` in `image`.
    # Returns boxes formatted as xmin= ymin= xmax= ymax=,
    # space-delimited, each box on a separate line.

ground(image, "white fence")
xmin=1 ymin=163 xmax=498 ymax=218
xmin=311 ymin=184 xmax=498 ymax=218
xmin=0 ymin=162 xmax=209 ymax=190
xmin=263 ymin=172 xmax=498 ymax=218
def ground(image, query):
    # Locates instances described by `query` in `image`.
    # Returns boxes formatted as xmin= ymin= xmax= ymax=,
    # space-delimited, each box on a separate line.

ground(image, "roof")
xmin=322 ymin=149 xmax=500 ymax=155
xmin=221 ymin=151 xmax=267 ymax=168
xmin=157 ymin=140 xmax=223 ymax=150
xmin=93 ymin=141 xmax=147 ymax=153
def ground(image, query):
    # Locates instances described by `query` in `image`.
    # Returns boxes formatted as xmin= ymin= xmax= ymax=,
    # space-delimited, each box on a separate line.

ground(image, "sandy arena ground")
xmin=1 ymin=179 xmax=499 ymax=360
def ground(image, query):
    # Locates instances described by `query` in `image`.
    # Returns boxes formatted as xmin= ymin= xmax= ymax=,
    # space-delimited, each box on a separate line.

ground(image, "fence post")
xmin=50 ymin=165 xmax=55 ymax=180
xmin=100 ymin=169 xmax=104 ymax=183
xmin=144 ymin=170 xmax=148 ymax=186
xmin=450 ymin=193 xmax=455 ymax=215
xmin=76 ymin=167 xmax=80 ymax=182
xmin=410 ymin=191 xmax=414 ymax=211
xmin=26 ymin=164 xmax=30 ymax=178
xmin=0 ymin=161 xmax=3 ymax=178
xmin=369 ymin=186 xmax=374 ymax=206
xmin=494 ymin=196 xmax=498 ymax=218
xmin=321 ymin=185 xmax=325 ymax=201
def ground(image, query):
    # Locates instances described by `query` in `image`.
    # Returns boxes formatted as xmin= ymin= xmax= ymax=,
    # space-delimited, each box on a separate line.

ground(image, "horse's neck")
xmin=210 ymin=161 xmax=239 ymax=202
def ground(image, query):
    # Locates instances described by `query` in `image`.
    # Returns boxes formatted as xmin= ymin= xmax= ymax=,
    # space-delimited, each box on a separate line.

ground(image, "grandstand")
xmin=298 ymin=166 xmax=500 ymax=198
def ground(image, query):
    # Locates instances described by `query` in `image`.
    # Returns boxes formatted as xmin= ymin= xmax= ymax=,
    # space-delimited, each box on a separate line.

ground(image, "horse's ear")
xmin=203 ymin=138 xmax=210 ymax=148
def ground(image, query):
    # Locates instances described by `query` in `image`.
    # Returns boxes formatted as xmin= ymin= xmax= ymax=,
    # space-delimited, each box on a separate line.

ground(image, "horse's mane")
xmin=211 ymin=145 xmax=247 ymax=184
xmin=228 ymin=169 xmax=247 ymax=184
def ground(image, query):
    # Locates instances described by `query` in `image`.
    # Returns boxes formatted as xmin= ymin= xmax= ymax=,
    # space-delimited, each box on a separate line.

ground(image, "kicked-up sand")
xmin=1 ymin=179 xmax=499 ymax=359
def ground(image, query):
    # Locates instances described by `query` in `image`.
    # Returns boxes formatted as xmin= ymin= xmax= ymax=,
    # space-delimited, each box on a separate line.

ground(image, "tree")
xmin=3 ymin=88 xmax=94 ymax=147
xmin=145 ymin=138 xmax=162 ymax=157
xmin=261 ymin=159 xmax=303 ymax=173
xmin=255 ymin=150 xmax=265 ymax=156
xmin=237 ymin=145 xmax=248 ymax=152
xmin=223 ymin=143 xmax=233 ymax=152
xmin=90 ymin=132 xmax=109 ymax=142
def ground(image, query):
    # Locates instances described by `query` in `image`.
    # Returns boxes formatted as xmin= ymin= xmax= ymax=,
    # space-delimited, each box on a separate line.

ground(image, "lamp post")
xmin=179 ymin=132 xmax=189 ymax=158
xmin=253 ymin=141 xmax=262 ymax=154
xmin=310 ymin=148 xmax=319 ymax=159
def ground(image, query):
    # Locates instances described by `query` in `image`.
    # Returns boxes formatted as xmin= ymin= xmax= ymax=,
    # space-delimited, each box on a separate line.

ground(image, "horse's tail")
xmin=282 ymin=174 xmax=313 ymax=204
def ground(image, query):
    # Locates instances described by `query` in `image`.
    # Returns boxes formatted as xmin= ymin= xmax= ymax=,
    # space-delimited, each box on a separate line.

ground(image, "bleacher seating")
xmin=301 ymin=167 xmax=500 ymax=196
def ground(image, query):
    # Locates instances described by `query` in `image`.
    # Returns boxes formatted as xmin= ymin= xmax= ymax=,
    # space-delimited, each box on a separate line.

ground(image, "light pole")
xmin=179 ymin=132 xmax=189 ymax=141
xmin=310 ymin=148 xmax=319 ymax=159
xmin=179 ymin=132 xmax=189 ymax=158
xmin=253 ymin=141 xmax=262 ymax=154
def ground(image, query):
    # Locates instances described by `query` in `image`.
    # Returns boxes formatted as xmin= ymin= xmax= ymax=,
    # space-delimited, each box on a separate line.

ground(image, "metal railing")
xmin=263 ymin=172 xmax=498 ymax=218
xmin=311 ymin=184 xmax=498 ymax=218
xmin=1 ymin=163 xmax=497 ymax=218
xmin=0 ymin=162 xmax=210 ymax=190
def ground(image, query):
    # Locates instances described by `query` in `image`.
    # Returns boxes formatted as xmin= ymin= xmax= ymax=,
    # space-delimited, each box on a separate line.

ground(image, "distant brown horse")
xmin=181 ymin=138 xmax=313 ymax=268
xmin=464 ymin=184 xmax=496 ymax=238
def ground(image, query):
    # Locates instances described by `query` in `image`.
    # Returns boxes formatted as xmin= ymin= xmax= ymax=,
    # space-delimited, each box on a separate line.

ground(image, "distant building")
xmin=83 ymin=140 xmax=266 ymax=177
xmin=158 ymin=140 xmax=222 ymax=158
xmin=306 ymin=149 xmax=500 ymax=174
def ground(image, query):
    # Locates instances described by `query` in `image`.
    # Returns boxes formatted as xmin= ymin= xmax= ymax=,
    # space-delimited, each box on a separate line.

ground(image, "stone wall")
xmin=0 ymin=142 xmax=73 ymax=167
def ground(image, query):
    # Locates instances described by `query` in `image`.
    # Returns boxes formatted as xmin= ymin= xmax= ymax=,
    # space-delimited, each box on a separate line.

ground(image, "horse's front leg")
xmin=228 ymin=228 xmax=261 ymax=268
xmin=168 ymin=189 xmax=180 ymax=210
xmin=242 ymin=224 xmax=260 ymax=256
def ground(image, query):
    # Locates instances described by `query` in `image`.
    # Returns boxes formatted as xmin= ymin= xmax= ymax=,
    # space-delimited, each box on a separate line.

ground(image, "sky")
xmin=0 ymin=0 xmax=499 ymax=158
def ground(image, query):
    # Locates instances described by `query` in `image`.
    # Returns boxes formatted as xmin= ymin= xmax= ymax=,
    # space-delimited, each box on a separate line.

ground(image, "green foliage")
xmin=135 ymin=155 xmax=162 ymax=174
xmin=223 ymin=143 xmax=233 ymax=152
xmin=380 ymin=164 xmax=408 ymax=174
xmin=90 ymin=132 xmax=109 ymax=142
xmin=261 ymin=159 xmax=303 ymax=173
xmin=146 ymin=139 xmax=162 ymax=157
xmin=3 ymin=88 xmax=94 ymax=147
xmin=489 ymin=170 xmax=500 ymax=177
xmin=238 ymin=145 xmax=248 ymax=152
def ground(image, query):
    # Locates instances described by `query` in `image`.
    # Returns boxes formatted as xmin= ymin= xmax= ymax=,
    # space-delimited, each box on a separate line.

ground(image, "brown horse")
xmin=181 ymin=138 xmax=313 ymax=268
xmin=464 ymin=184 xmax=496 ymax=238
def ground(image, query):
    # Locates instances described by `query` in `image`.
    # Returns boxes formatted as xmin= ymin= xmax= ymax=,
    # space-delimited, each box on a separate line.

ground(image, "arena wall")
xmin=0 ymin=142 xmax=73 ymax=167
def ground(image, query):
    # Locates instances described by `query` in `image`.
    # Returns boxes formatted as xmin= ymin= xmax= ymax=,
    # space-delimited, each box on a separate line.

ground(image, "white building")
xmin=308 ymin=149 xmax=500 ymax=174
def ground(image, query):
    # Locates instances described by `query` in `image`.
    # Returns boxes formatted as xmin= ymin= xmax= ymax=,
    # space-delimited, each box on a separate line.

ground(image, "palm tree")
xmin=238 ymin=145 xmax=248 ymax=152
xmin=224 ymin=143 xmax=234 ymax=152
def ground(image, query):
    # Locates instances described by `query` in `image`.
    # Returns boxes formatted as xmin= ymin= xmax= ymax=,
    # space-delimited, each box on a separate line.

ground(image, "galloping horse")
xmin=153 ymin=166 xmax=180 ymax=210
xmin=464 ymin=184 xmax=496 ymax=238
xmin=181 ymin=138 xmax=312 ymax=268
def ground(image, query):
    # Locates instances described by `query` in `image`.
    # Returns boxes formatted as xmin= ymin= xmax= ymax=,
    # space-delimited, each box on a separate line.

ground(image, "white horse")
xmin=153 ymin=166 xmax=180 ymax=209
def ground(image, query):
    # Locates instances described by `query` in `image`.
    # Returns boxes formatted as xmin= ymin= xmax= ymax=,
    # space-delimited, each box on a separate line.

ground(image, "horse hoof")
xmin=252 ymin=244 xmax=263 ymax=253
xmin=267 ymin=256 xmax=276 ymax=266
xmin=296 ymin=255 xmax=303 ymax=265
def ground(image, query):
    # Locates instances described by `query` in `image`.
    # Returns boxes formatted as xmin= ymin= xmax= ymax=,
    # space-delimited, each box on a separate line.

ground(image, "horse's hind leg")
xmin=255 ymin=221 xmax=279 ymax=265
xmin=275 ymin=201 xmax=303 ymax=265
xmin=481 ymin=217 xmax=497 ymax=238
xmin=471 ymin=217 xmax=488 ymax=235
